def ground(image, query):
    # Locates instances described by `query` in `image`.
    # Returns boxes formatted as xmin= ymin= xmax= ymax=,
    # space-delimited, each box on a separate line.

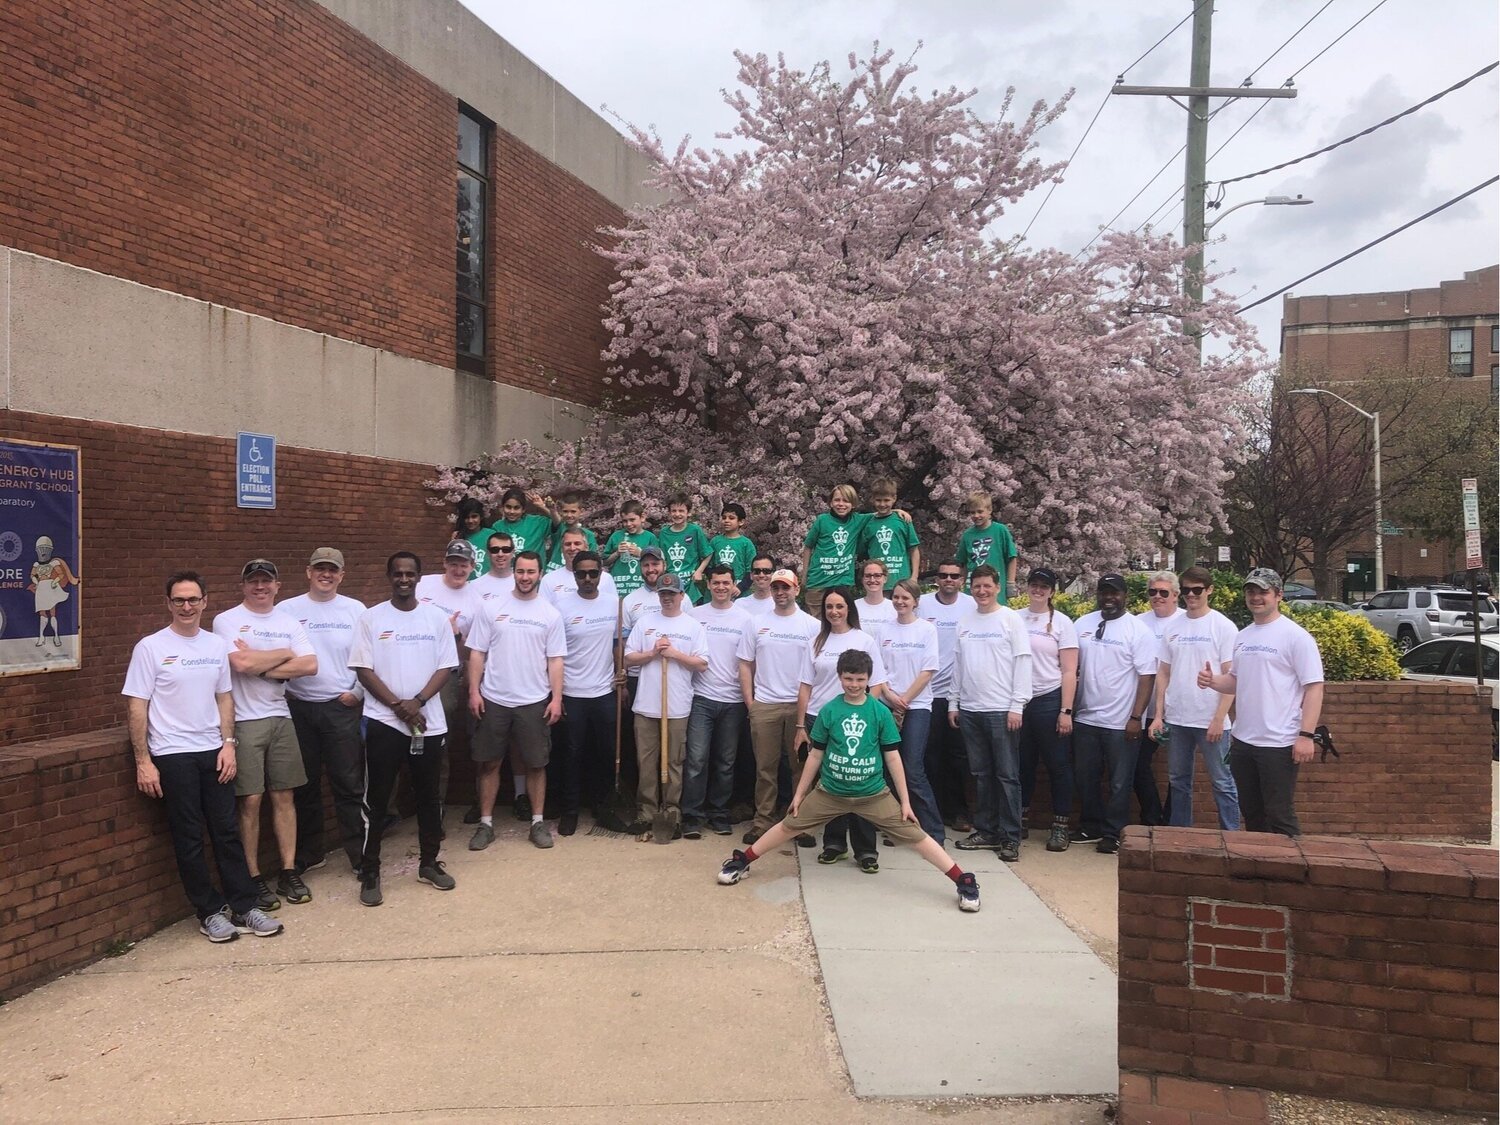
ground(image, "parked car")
xmin=1290 ymin=599 xmax=1358 ymax=613
xmin=1282 ymin=581 xmax=1319 ymax=600
xmin=1361 ymin=588 xmax=1499 ymax=653
xmin=1398 ymin=635 xmax=1499 ymax=751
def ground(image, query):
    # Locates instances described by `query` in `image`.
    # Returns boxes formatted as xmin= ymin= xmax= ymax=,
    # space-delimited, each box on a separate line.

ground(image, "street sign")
xmin=236 ymin=432 xmax=276 ymax=509
xmin=1217 ymin=546 xmax=1231 ymax=563
xmin=1462 ymin=478 xmax=1481 ymax=570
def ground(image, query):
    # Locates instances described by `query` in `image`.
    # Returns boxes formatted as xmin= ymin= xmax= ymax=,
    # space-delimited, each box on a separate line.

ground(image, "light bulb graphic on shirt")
xmin=841 ymin=712 xmax=866 ymax=753
xmin=875 ymin=525 xmax=894 ymax=551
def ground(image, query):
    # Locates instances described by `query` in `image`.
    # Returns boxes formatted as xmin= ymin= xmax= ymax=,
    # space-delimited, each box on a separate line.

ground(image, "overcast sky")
xmin=462 ymin=0 xmax=1498 ymax=358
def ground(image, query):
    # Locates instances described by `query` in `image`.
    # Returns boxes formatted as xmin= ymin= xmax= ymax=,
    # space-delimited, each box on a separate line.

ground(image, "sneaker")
xmin=529 ymin=821 xmax=554 ymax=849
xmin=231 ymin=907 xmax=284 ymax=937
xmin=1097 ymin=837 xmax=1120 ymax=855
xmin=955 ymin=831 xmax=1000 ymax=851
xmin=1070 ymin=827 xmax=1103 ymax=844
xmin=463 ymin=805 xmax=481 ymax=824
xmin=513 ymin=794 xmax=532 ymax=822
xmin=251 ymin=876 xmax=281 ymax=911
xmin=858 ymin=855 xmax=880 ymax=874
xmin=794 ymin=833 xmax=816 ymax=848
xmin=956 ymin=872 xmax=981 ymax=913
xmin=418 ymin=861 xmax=456 ymax=890
xmin=558 ymin=812 xmax=579 ymax=837
xmin=741 ymin=828 xmax=763 ymax=846
xmin=709 ymin=822 xmax=733 ymax=836
xmin=199 ymin=906 xmax=239 ymax=943
xmin=1046 ymin=820 xmax=1071 ymax=852
xmin=882 ymin=835 xmax=894 ymax=848
xmin=997 ymin=840 xmax=1020 ymax=863
xmin=359 ymin=872 xmax=383 ymax=907
xmin=681 ymin=821 xmax=703 ymax=841
xmin=468 ymin=824 xmax=495 ymax=851
xmin=717 ymin=850 xmax=751 ymax=885
xmin=296 ymin=856 xmax=327 ymax=874
xmin=276 ymin=870 xmax=312 ymax=905
xmin=817 ymin=847 xmax=848 ymax=865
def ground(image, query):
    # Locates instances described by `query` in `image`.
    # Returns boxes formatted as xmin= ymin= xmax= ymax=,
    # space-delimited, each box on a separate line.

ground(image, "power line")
xmin=1240 ymin=0 xmax=1335 ymax=83
xmin=1119 ymin=0 xmax=1214 ymax=78
xmin=1289 ymin=0 xmax=1389 ymax=79
xmin=1211 ymin=60 xmax=1498 ymax=188
xmin=1236 ymin=176 xmax=1499 ymax=313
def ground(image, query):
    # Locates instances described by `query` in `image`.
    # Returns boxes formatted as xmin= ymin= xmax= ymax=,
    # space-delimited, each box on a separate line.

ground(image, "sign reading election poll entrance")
xmin=237 ymin=432 xmax=276 ymax=509
xmin=0 ymin=438 xmax=83 ymax=676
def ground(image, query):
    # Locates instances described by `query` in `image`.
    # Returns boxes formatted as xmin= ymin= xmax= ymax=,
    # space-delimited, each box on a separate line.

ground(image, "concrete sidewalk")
xmin=0 ymin=818 xmax=1114 ymax=1123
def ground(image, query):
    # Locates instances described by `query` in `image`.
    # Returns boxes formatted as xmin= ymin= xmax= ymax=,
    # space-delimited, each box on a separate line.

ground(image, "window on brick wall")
xmin=457 ymin=106 xmax=490 ymax=374
xmin=1448 ymin=327 xmax=1473 ymax=376
xmin=1492 ymin=324 xmax=1498 ymax=353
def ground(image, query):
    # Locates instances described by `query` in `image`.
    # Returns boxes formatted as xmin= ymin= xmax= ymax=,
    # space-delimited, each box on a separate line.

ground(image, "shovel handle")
xmin=660 ymin=652 xmax=670 ymax=784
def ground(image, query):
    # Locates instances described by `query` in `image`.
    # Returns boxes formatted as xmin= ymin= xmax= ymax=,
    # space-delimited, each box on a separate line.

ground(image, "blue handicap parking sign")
xmin=236 ymin=432 xmax=276 ymax=509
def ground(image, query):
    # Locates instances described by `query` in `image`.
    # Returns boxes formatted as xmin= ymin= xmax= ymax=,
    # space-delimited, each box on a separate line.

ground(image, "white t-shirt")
xmin=467 ymin=593 xmax=568 ymax=707
xmin=1074 ymin=611 xmax=1158 ymax=729
xmin=1019 ymin=607 xmax=1079 ymax=698
xmin=1160 ymin=610 xmax=1239 ymax=729
xmin=953 ymin=605 xmax=1033 ymax=713
xmin=620 ymin=584 xmax=665 ymax=679
xmin=415 ymin=573 xmax=482 ymax=642
xmin=278 ymin=593 xmax=366 ymax=702
xmin=211 ymin=603 xmax=316 ymax=722
xmin=1136 ymin=607 xmax=1186 ymax=718
xmin=553 ymin=590 xmax=619 ymax=698
xmin=918 ymin=591 xmax=976 ymax=700
xmin=880 ymin=617 xmax=940 ymax=710
xmin=737 ymin=609 xmax=820 ymax=704
xmin=692 ymin=602 xmax=752 ymax=703
xmin=543 ymin=568 xmax=617 ymax=604
xmin=472 ymin=571 xmax=517 ymax=609
xmin=122 ymin=626 xmax=232 ymax=756
xmin=1230 ymin=614 xmax=1324 ymax=747
xmin=629 ymin=612 xmax=710 ymax=719
xmin=856 ymin=597 xmax=897 ymax=647
xmin=801 ymin=628 xmax=887 ymax=718
xmin=738 ymin=593 xmax=776 ymax=618
xmin=347 ymin=601 xmax=460 ymax=735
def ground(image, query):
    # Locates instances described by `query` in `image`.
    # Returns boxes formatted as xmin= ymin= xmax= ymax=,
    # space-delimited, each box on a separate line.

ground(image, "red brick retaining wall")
xmin=1118 ymin=827 xmax=1499 ymax=1118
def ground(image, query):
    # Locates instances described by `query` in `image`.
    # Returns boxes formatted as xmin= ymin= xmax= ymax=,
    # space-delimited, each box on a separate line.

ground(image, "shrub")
xmin=1284 ymin=603 xmax=1400 ymax=682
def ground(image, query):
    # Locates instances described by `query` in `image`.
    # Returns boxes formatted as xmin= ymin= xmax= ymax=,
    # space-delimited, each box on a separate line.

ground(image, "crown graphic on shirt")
xmin=831 ymin=526 xmax=849 ymax=548
xmin=840 ymin=713 xmax=867 ymax=742
xmin=875 ymin=525 xmax=894 ymax=550
xmin=718 ymin=546 xmax=735 ymax=563
xmin=668 ymin=542 xmax=687 ymax=564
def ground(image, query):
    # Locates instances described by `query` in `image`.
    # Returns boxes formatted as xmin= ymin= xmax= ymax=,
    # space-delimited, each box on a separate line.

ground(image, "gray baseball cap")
xmin=639 ymin=545 xmax=665 ymax=561
xmin=1244 ymin=567 xmax=1283 ymax=591
xmin=656 ymin=573 xmax=685 ymax=594
xmin=445 ymin=539 xmax=479 ymax=564
xmin=241 ymin=558 xmax=278 ymax=580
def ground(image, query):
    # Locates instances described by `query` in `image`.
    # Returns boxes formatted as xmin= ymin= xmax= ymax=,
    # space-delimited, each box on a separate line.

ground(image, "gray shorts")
xmin=471 ymin=699 xmax=551 ymax=769
xmin=234 ymin=715 xmax=307 ymax=796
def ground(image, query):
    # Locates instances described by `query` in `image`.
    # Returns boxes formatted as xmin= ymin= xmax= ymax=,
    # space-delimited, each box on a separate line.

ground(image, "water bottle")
xmin=409 ymin=728 xmax=425 ymax=756
xmin=1154 ymin=721 xmax=1171 ymax=744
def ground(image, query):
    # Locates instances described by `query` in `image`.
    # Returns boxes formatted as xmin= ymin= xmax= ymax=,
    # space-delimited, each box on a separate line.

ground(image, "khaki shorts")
xmin=781 ymin=785 xmax=927 ymax=846
xmin=471 ymin=699 xmax=551 ymax=768
xmin=234 ymin=716 xmax=307 ymax=796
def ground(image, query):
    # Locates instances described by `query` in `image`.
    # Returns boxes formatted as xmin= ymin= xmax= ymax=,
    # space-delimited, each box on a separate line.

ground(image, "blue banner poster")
xmin=0 ymin=439 xmax=83 ymax=675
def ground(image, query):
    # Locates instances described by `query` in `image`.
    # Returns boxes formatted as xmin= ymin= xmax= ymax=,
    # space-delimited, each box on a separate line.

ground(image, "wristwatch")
xmin=415 ymin=694 xmax=427 ymax=705
xmin=1062 ymin=708 xmax=1073 ymax=716
xmin=1297 ymin=729 xmax=1316 ymax=739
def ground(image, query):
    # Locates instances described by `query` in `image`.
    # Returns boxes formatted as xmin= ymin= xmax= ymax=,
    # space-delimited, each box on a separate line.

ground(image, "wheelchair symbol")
xmin=247 ymin=439 xmax=264 ymax=463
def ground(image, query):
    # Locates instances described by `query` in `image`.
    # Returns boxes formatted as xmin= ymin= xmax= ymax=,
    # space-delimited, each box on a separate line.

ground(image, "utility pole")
xmin=1112 ymin=1 xmax=1297 ymax=568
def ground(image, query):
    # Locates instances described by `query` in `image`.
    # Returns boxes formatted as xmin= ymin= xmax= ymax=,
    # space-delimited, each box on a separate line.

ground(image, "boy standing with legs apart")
xmin=604 ymin=500 xmax=659 ymax=598
xmin=956 ymin=492 xmax=1018 ymax=600
xmin=717 ymin=650 xmax=981 ymax=914
xmin=656 ymin=494 xmax=711 ymax=605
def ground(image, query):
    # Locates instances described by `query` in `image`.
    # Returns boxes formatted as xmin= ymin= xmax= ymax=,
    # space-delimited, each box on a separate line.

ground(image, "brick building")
xmin=1280 ymin=265 xmax=1499 ymax=589
xmin=0 ymin=0 xmax=658 ymax=746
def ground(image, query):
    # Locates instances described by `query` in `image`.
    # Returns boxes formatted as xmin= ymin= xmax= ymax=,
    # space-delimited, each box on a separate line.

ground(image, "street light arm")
xmin=1288 ymin=386 xmax=1383 ymax=592
xmin=1289 ymin=386 xmax=1374 ymax=421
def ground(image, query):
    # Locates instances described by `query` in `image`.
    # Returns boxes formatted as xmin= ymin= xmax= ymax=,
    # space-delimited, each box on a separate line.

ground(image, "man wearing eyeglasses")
xmin=920 ymin=561 xmax=977 ymax=832
xmin=552 ymin=551 xmax=620 ymax=836
xmin=1131 ymin=571 xmax=1185 ymax=827
xmin=1072 ymin=573 xmax=1157 ymax=854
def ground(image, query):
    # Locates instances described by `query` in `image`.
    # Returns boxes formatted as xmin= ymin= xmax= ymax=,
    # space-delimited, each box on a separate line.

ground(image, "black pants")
xmin=289 ymin=696 xmax=368 ymax=872
xmin=822 ymin=813 xmax=879 ymax=859
xmin=1229 ymin=738 xmax=1301 ymax=837
xmin=562 ymin=692 xmax=617 ymax=814
xmin=362 ymin=720 xmax=445 ymax=875
xmin=926 ymin=698 xmax=970 ymax=822
xmin=157 ymin=748 xmax=258 ymax=920
xmin=1132 ymin=729 xmax=1167 ymax=826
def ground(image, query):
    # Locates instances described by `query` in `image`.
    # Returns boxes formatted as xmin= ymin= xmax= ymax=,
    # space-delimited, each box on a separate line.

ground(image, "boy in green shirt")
xmin=856 ymin=477 xmax=920 ymax=590
xmin=956 ymin=490 xmax=1018 ymax=599
xmin=655 ymin=493 xmax=711 ymax=605
xmin=696 ymin=502 xmax=756 ymax=593
xmin=716 ymin=649 xmax=980 ymax=913
xmin=603 ymin=500 xmax=659 ymax=597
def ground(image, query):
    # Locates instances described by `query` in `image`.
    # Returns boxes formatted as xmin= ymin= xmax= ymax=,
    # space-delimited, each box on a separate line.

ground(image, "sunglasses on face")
xmin=488 ymin=545 xmax=513 ymax=554
xmin=1148 ymin=589 xmax=1174 ymax=598
xmin=1181 ymin=586 xmax=1207 ymax=596
xmin=937 ymin=572 xmax=963 ymax=580
xmin=751 ymin=568 xmax=773 ymax=575
xmin=575 ymin=569 xmax=601 ymax=578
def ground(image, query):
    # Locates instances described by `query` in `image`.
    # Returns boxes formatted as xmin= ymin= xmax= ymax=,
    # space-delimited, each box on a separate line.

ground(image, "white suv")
xmin=1360 ymin=587 xmax=1498 ymax=653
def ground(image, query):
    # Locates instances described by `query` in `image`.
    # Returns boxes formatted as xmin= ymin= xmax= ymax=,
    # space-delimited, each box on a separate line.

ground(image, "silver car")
xmin=1360 ymin=587 xmax=1498 ymax=653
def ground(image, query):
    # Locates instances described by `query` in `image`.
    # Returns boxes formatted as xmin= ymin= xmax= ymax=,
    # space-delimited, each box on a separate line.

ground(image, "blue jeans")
xmin=1168 ymin=725 xmax=1240 ymax=830
xmin=1019 ymin=688 xmax=1072 ymax=818
xmin=1073 ymin=722 xmax=1136 ymax=842
xmin=897 ymin=708 xmax=942 ymax=843
xmin=682 ymin=696 xmax=745 ymax=827
xmin=958 ymin=710 xmax=1022 ymax=844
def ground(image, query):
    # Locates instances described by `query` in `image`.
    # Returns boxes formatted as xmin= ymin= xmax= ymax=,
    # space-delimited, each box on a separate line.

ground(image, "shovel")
xmin=653 ymin=653 xmax=674 ymax=844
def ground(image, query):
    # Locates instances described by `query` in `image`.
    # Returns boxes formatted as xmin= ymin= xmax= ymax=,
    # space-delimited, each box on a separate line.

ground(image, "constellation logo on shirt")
xmin=1238 ymin=643 xmax=1281 ymax=656
xmin=378 ymin=630 xmax=395 ymax=640
xmin=238 ymin=624 xmax=252 ymax=633
xmin=161 ymin=655 xmax=178 ymax=666
xmin=569 ymin=616 xmax=584 ymax=625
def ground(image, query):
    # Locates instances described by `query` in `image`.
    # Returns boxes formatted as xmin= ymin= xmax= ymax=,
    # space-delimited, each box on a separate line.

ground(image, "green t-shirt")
xmin=656 ymin=522 xmax=711 ymax=603
xmin=803 ymin=511 xmax=871 ymax=589
xmin=857 ymin=513 xmax=920 ymax=588
xmin=603 ymin=529 xmax=660 ymax=596
xmin=706 ymin=533 xmax=756 ymax=585
xmin=545 ymin=525 xmax=598 ymax=572
xmin=464 ymin=525 xmax=496 ymax=579
xmin=808 ymin=694 xmax=902 ymax=799
xmin=957 ymin=522 xmax=1018 ymax=599
xmin=494 ymin=513 xmax=553 ymax=559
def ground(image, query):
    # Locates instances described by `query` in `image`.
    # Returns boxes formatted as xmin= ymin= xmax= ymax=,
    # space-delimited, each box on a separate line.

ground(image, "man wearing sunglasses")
xmin=738 ymin=554 xmax=778 ymax=618
xmin=920 ymin=561 xmax=977 ymax=832
xmin=473 ymin=531 xmax=517 ymax=604
xmin=1131 ymin=572 xmax=1185 ymax=827
xmin=1073 ymin=573 xmax=1157 ymax=854
xmin=553 ymin=551 xmax=620 ymax=835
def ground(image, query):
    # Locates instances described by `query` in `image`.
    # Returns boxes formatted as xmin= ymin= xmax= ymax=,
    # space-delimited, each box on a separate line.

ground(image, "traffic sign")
xmin=1462 ymin=478 xmax=1482 ymax=569
xmin=236 ymin=432 xmax=276 ymax=509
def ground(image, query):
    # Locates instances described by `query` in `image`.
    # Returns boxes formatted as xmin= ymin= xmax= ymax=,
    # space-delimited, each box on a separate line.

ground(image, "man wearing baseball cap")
xmin=1071 ymin=573 xmax=1157 ymax=854
xmin=735 ymin=568 xmax=820 ymax=843
xmin=212 ymin=559 xmax=318 ymax=909
xmin=279 ymin=548 xmax=368 ymax=876
xmin=616 ymin=545 xmax=669 ymax=800
xmin=1198 ymin=568 xmax=1324 ymax=837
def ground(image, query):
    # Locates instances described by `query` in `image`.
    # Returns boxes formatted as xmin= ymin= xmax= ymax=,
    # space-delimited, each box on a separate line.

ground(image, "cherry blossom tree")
xmin=431 ymin=47 xmax=1262 ymax=572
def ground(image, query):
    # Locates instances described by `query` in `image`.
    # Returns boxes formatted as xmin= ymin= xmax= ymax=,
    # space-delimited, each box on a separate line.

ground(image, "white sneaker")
xmin=199 ymin=907 xmax=239 ymax=943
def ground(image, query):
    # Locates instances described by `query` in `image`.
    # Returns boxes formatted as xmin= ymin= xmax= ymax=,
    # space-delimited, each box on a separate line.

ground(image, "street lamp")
xmin=1206 ymin=194 xmax=1314 ymax=232
xmin=1290 ymin=387 xmax=1384 ymax=593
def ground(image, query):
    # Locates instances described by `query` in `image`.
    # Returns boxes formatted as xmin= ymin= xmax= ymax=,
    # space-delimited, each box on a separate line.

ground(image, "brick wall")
xmin=1118 ymin=827 xmax=1499 ymax=1119
xmin=1 ymin=409 xmax=450 ymax=747
xmin=1025 ymin=680 xmax=1493 ymax=842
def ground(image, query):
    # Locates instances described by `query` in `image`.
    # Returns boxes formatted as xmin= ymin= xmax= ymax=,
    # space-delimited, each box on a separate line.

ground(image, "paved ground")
xmin=0 ymin=817 xmax=1118 ymax=1124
